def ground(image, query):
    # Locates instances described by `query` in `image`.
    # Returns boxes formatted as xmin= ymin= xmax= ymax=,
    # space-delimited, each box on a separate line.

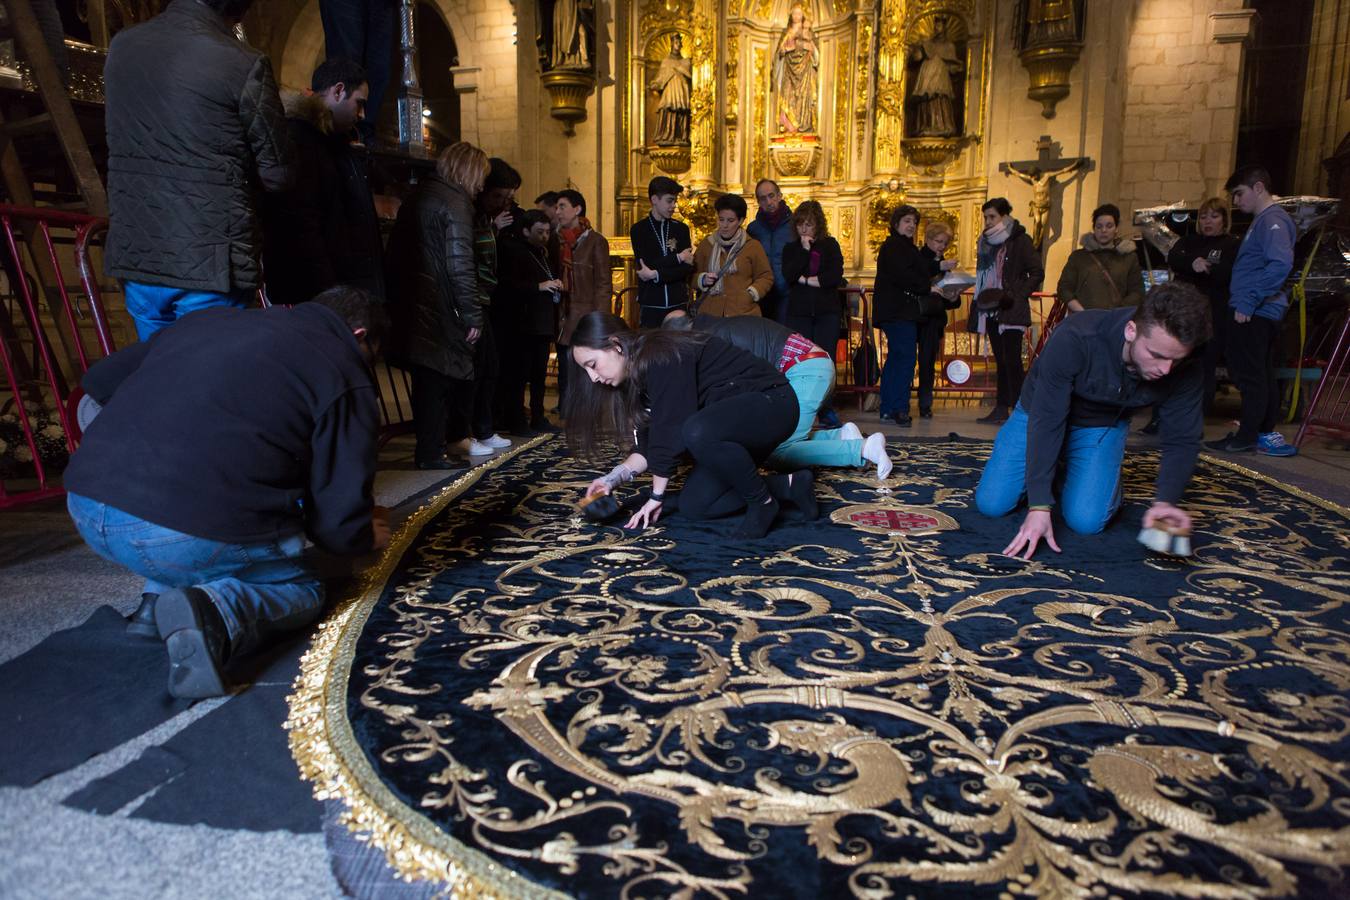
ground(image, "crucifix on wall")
xmin=999 ymin=135 xmax=1092 ymax=250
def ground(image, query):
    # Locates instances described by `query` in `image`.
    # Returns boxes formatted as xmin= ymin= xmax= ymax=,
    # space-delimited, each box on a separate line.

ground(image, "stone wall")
xmin=1294 ymin=0 xmax=1350 ymax=195
xmin=1116 ymin=0 xmax=1251 ymax=223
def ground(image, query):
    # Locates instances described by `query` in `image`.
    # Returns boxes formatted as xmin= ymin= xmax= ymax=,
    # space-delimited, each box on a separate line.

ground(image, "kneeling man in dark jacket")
xmin=976 ymin=282 xmax=1212 ymax=559
xmin=65 ymin=287 xmax=390 ymax=698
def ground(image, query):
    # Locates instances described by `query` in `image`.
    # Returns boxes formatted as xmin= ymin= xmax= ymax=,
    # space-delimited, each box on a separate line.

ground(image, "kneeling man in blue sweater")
xmin=976 ymin=282 xmax=1212 ymax=560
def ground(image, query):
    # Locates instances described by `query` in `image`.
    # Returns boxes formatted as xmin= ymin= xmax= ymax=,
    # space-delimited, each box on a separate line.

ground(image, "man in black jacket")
xmin=975 ymin=283 xmax=1211 ymax=559
xmin=65 ymin=287 xmax=390 ymax=698
xmin=262 ymin=58 xmax=384 ymax=305
xmin=104 ymin=0 xmax=293 ymax=339
xmin=630 ymin=176 xmax=693 ymax=327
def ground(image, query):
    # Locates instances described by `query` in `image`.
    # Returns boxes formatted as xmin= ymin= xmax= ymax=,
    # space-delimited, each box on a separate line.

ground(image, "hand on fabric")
xmin=1191 ymin=257 xmax=1211 ymax=274
xmin=625 ymin=498 xmax=663 ymax=530
xmin=1234 ymin=310 xmax=1251 ymax=324
xmin=371 ymin=506 xmax=392 ymax=551
xmin=1067 ymin=300 xmax=1085 ymax=314
xmin=493 ymin=209 xmax=514 ymax=230
xmin=1143 ymin=502 xmax=1191 ymax=533
xmin=637 ymin=260 xmax=659 ymax=282
xmin=701 ymin=272 xmax=717 ymax=287
xmin=1003 ymin=509 xmax=1060 ymax=560
xmin=467 ymin=326 xmax=482 ymax=343
xmin=587 ymin=478 xmax=611 ymax=497
xmin=677 ymin=248 xmax=694 ymax=265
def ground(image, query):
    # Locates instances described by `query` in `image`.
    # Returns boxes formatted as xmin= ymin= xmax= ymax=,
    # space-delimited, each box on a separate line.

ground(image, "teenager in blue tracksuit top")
xmin=1204 ymin=165 xmax=1298 ymax=457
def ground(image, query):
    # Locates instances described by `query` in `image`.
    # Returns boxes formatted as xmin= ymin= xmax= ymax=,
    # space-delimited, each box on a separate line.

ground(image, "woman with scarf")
xmin=692 ymin=194 xmax=774 ymax=317
xmin=968 ymin=197 xmax=1043 ymax=425
xmin=555 ymin=189 xmax=613 ymax=415
xmin=566 ymin=312 xmax=813 ymax=539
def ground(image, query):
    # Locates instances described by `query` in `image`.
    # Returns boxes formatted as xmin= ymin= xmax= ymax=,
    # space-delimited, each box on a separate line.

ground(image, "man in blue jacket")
xmin=747 ymin=178 xmax=795 ymax=323
xmin=1205 ymin=166 xmax=1298 ymax=456
xmin=65 ymin=287 xmax=390 ymax=698
xmin=977 ymin=283 xmax=1211 ymax=560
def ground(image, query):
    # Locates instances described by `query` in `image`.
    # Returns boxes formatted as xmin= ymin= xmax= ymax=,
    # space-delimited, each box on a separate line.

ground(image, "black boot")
xmin=155 ymin=587 xmax=231 ymax=699
xmin=977 ymin=405 xmax=1009 ymax=425
xmin=767 ymin=469 xmax=819 ymax=522
xmin=126 ymin=592 xmax=159 ymax=639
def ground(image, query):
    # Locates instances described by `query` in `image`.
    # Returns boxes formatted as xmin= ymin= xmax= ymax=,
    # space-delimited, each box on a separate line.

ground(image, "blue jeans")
xmin=974 ymin=404 xmax=1129 ymax=534
xmin=878 ymin=321 xmax=918 ymax=417
xmin=67 ymin=494 xmax=324 ymax=656
xmin=123 ymin=281 xmax=253 ymax=340
xmin=767 ymin=356 xmax=863 ymax=469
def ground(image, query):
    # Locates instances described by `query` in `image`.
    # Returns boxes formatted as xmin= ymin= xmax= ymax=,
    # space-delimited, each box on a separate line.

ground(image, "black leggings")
xmin=916 ymin=314 xmax=946 ymax=413
xmin=990 ymin=328 xmax=1025 ymax=410
xmin=679 ymin=384 xmax=799 ymax=519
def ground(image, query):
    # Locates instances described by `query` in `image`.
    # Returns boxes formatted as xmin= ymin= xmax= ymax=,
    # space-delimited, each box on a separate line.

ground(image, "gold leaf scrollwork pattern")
xmin=831 ymin=39 xmax=851 ymax=182
xmin=290 ymin=440 xmax=1350 ymax=898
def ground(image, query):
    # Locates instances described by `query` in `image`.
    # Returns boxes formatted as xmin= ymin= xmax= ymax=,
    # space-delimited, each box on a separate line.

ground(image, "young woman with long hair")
xmin=564 ymin=311 xmax=814 ymax=538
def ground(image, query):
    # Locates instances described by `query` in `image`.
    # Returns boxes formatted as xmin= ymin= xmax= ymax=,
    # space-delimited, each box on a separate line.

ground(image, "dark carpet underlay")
xmin=290 ymin=436 xmax=1350 ymax=899
xmin=1 ymin=604 xmax=322 ymax=833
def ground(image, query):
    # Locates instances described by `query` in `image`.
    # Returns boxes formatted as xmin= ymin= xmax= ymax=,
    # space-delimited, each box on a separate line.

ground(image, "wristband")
xmin=649 ymin=491 xmax=665 ymax=503
xmin=1028 ymin=504 xmax=1052 ymax=512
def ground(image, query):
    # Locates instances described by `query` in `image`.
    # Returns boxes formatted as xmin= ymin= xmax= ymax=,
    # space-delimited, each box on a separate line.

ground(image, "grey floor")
xmin=1 ymin=398 xmax=1345 ymax=900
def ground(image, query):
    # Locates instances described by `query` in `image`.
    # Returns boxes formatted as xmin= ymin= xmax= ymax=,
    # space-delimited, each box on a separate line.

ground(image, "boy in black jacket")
xmin=630 ymin=176 xmax=693 ymax=327
xmin=65 ymin=287 xmax=390 ymax=698
xmin=975 ymin=283 xmax=1211 ymax=559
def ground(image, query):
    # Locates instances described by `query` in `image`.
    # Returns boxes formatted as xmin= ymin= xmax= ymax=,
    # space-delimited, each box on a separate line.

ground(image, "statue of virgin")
xmin=773 ymin=4 xmax=819 ymax=134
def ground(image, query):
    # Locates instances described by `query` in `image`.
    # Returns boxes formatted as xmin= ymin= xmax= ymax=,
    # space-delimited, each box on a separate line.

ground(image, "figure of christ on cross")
xmin=999 ymin=135 xmax=1091 ymax=251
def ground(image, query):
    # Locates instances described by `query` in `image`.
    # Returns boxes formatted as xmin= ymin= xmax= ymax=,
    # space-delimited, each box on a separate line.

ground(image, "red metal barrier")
xmin=1294 ymin=308 xmax=1350 ymax=448
xmin=0 ymin=204 xmax=116 ymax=508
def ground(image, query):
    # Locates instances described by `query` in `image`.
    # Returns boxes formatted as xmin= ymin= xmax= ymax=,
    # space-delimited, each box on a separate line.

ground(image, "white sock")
xmin=862 ymin=433 xmax=893 ymax=481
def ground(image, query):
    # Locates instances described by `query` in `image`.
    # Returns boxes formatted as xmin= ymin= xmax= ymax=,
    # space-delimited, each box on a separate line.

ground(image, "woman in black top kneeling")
xmin=565 ymin=311 xmax=814 ymax=538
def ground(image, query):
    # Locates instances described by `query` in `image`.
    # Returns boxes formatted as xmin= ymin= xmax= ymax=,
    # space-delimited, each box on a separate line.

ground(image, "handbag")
xmin=911 ymin=291 xmax=945 ymax=318
xmin=853 ymin=286 xmax=879 ymax=387
xmin=975 ymin=288 xmax=1010 ymax=313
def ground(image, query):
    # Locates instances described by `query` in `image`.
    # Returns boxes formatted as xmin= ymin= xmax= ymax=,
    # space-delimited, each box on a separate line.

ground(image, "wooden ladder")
xmin=0 ymin=0 xmax=110 ymax=389
xmin=0 ymin=0 xmax=107 ymax=215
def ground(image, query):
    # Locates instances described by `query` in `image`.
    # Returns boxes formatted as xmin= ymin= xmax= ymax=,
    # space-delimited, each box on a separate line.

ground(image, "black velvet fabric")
xmin=0 ymin=606 xmax=189 ymax=787
xmin=338 ymin=437 xmax=1350 ymax=899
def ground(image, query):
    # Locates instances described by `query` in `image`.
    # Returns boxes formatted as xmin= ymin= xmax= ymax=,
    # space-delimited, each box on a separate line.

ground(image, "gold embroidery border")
xmin=285 ymin=438 xmax=1349 ymax=892
xmin=1198 ymin=451 xmax=1350 ymax=517
xmin=285 ymin=434 xmax=569 ymax=898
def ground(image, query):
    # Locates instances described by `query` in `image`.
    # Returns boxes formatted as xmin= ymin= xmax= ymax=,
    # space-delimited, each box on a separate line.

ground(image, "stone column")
xmin=451 ymin=65 xmax=482 ymax=146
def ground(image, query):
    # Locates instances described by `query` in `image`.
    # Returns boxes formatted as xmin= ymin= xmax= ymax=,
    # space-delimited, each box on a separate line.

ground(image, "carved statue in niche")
xmin=773 ymin=3 xmax=819 ymax=134
xmin=651 ymin=33 xmax=692 ymax=145
xmin=907 ymin=15 xmax=963 ymax=137
xmin=1017 ymin=0 xmax=1084 ymax=48
xmin=549 ymin=0 xmax=594 ymax=69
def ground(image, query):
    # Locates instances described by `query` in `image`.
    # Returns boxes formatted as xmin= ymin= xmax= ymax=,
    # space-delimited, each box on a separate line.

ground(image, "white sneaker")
xmin=466 ymin=439 xmax=495 ymax=456
xmin=839 ymin=421 xmax=862 ymax=442
xmin=483 ymin=433 xmax=512 ymax=449
xmin=862 ymin=432 xmax=893 ymax=481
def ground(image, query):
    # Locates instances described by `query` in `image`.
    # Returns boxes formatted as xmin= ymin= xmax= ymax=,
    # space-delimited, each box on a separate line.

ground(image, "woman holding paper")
xmin=916 ymin=221 xmax=961 ymax=418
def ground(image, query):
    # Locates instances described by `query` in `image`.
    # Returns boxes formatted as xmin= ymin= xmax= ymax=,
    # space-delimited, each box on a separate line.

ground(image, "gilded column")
xmin=831 ymin=37 xmax=852 ymax=181
xmin=872 ymin=0 xmax=905 ymax=174
xmin=687 ymin=4 xmax=717 ymax=187
xmin=725 ymin=31 xmax=740 ymax=168
xmin=855 ymin=17 xmax=872 ymax=164
xmin=752 ymin=47 xmax=767 ymax=180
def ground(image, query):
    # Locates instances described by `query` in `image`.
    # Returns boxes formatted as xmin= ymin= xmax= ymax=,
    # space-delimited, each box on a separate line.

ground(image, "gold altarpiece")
xmin=612 ymin=0 xmax=995 ymax=275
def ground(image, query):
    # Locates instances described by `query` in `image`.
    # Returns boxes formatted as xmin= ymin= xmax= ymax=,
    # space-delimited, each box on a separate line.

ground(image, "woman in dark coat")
xmin=781 ymin=200 xmax=845 ymax=427
xmin=385 ymin=141 xmax=489 ymax=469
xmin=1166 ymin=196 xmax=1240 ymax=414
xmin=565 ymin=312 xmax=811 ymax=539
xmin=916 ymin=220 xmax=959 ymax=419
xmin=967 ymin=197 xmax=1044 ymax=425
xmin=871 ymin=205 xmax=933 ymax=427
